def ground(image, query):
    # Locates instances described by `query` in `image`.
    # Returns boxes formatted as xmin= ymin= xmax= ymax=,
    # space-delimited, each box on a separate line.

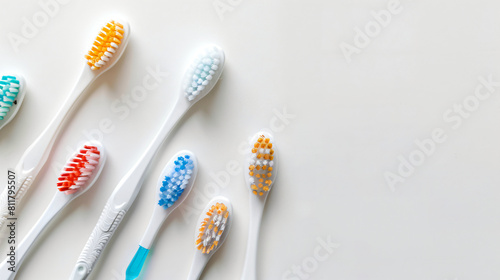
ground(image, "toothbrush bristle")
xmin=57 ymin=145 xmax=101 ymax=194
xmin=85 ymin=20 xmax=125 ymax=70
xmin=196 ymin=202 xmax=229 ymax=254
xmin=158 ymin=155 xmax=195 ymax=209
xmin=248 ymin=135 xmax=275 ymax=196
xmin=184 ymin=46 xmax=223 ymax=101
xmin=0 ymin=76 xmax=20 ymax=120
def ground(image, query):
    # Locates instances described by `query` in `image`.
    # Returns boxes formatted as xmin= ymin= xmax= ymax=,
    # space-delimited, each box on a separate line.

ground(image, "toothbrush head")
xmin=0 ymin=75 xmax=26 ymax=130
xmin=245 ymin=131 xmax=278 ymax=197
xmin=195 ymin=196 xmax=232 ymax=255
xmin=157 ymin=150 xmax=198 ymax=210
xmin=85 ymin=20 xmax=130 ymax=71
xmin=182 ymin=45 xmax=225 ymax=102
xmin=57 ymin=141 xmax=106 ymax=195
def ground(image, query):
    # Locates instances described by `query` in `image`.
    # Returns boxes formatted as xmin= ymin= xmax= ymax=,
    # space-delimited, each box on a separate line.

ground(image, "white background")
xmin=1 ymin=0 xmax=500 ymax=279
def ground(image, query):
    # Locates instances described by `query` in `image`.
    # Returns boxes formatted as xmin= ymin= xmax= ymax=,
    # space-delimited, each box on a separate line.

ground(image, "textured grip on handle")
xmin=70 ymin=204 xmax=126 ymax=280
xmin=0 ymin=175 xmax=33 ymax=229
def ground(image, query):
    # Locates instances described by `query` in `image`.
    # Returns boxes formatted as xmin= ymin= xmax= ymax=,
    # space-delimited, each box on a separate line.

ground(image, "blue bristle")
xmin=157 ymin=154 xmax=195 ymax=209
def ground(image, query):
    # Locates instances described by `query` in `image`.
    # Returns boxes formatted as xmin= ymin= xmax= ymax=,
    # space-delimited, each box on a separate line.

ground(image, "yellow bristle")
xmin=86 ymin=20 xmax=124 ymax=70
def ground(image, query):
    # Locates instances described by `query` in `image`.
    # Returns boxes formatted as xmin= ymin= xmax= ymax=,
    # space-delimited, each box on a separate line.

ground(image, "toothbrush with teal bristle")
xmin=126 ymin=150 xmax=198 ymax=280
xmin=0 ymin=75 xmax=26 ymax=131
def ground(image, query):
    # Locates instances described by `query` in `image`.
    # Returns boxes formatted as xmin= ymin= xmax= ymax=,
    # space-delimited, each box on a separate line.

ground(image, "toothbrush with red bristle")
xmin=0 ymin=19 xmax=129 ymax=231
xmin=0 ymin=141 xmax=106 ymax=280
xmin=187 ymin=196 xmax=233 ymax=280
xmin=241 ymin=131 xmax=278 ymax=280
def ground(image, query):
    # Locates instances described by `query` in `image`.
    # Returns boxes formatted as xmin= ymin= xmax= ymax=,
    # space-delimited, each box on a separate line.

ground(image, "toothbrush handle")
xmin=0 ymin=193 xmax=68 ymax=280
xmin=0 ymin=67 xmax=95 ymax=231
xmin=69 ymin=203 xmax=126 ymax=280
xmin=241 ymin=194 xmax=266 ymax=280
xmin=125 ymin=246 xmax=150 ymax=280
xmin=186 ymin=255 xmax=210 ymax=280
xmin=0 ymin=175 xmax=33 ymax=229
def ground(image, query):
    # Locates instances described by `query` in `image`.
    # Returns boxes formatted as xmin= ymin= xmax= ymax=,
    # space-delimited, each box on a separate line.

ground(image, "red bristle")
xmin=57 ymin=145 xmax=100 ymax=193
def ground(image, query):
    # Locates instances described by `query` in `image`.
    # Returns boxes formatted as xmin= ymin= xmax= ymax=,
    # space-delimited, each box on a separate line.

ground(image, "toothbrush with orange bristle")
xmin=187 ymin=196 xmax=233 ymax=280
xmin=0 ymin=141 xmax=106 ymax=280
xmin=241 ymin=131 xmax=278 ymax=280
xmin=0 ymin=20 xmax=129 ymax=231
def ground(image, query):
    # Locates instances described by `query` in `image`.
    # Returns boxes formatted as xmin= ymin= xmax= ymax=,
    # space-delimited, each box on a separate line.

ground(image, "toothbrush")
xmin=241 ymin=131 xmax=278 ymax=280
xmin=69 ymin=45 xmax=225 ymax=280
xmin=126 ymin=150 xmax=198 ymax=280
xmin=0 ymin=20 xmax=129 ymax=230
xmin=0 ymin=141 xmax=106 ymax=280
xmin=0 ymin=75 xmax=27 ymax=131
xmin=187 ymin=196 xmax=233 ymax=280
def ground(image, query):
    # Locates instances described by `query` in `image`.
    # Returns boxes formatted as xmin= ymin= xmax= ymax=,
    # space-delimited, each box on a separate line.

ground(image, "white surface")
xmin=0 ymin=0 xmax=499 ymax=279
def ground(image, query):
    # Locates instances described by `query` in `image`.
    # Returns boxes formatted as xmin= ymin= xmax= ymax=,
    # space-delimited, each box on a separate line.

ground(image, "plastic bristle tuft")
xmin=0 ymin=76 xmax=20 ymax=120
xmin=184 ymin=46 xmax=222 ymax=101
xmin=196 ymin=202 xmax=228 ymax=254
xmin=158 ymin=154 xmax=195 ymax=209
xmin=249 ymin=135 xmax=275 ymax=196
xmin=57 ymin=146 xmax=100 ymax=194
xmin=85 ymin=20 xmax=125 ymax=70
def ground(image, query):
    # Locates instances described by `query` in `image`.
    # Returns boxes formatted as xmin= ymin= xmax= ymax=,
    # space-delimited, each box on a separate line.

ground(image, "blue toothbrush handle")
xmin=126 ymin=246 xmax=150 ymax=280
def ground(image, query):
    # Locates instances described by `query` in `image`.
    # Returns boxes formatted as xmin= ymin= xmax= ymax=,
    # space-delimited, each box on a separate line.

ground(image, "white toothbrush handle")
xmin=0 ymin=193 xmax=69 ymax=280
xmin=241 ymin=194 xmax=267 ymax=280
xmin=187 ymin=254 xmax=210 ymax=280
xmin=0 ymin=175 xmax=33 ymax=230
xmin=70 ymin=98 xmax=190 ymax=280
xmin=70 ymin=202 xmax=126 ymax=280
xmin=0 ymin=66 xmax=96 ymax=230
xmin=139 ymin=206 xmax=170 ymax=249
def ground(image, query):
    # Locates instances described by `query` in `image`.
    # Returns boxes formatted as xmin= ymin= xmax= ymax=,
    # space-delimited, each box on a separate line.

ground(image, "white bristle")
xmin=183 ymin=45 xmax=225 ymax=102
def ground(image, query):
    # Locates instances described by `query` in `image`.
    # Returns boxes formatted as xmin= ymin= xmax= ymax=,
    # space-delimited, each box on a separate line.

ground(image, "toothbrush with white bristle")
xmin=0 ymin=19 xmax=129 ymax=232
xmin=126 ymin=150 xmax=198 ymax=280
xmin=0 ymin=74 xmax=27 ymax=131
xmin=0 ymin=141 xmax=106 ymax=280
xmin=69 ymin=45 xmax=225 ymax=280
xmin=241 ymin=131 xmax=278 ymax=280
xmin=187 ymin=196 xmax=233 ymax=280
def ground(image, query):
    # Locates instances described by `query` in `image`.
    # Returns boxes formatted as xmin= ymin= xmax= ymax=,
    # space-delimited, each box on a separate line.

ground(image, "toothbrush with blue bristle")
xmin=69 ymin=45 xmax=225 ymax=280
xmin=0 ymin=74 xmax=27 ymax=131
xmin=126 ymin=150 xmax=198 ymax=280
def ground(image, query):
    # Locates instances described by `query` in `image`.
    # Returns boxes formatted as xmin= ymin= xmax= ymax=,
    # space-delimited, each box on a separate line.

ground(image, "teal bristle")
xmin=0 ymin=76 xmax=20 ymax=120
